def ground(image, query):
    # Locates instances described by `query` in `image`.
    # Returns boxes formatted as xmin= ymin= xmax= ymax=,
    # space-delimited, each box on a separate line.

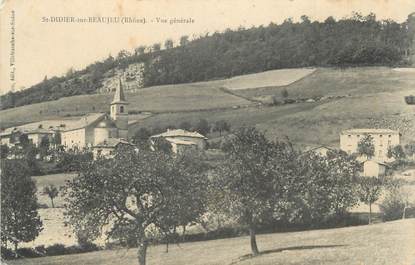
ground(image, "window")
xmin=120 ymin=106 xmax=124 ymax=113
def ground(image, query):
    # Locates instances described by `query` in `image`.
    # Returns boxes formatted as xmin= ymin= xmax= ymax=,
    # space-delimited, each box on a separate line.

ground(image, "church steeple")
xmin=110 ymin=79 xmax=129 ymax=139
xmin=111 ymin=79 xmax=127 ymax=104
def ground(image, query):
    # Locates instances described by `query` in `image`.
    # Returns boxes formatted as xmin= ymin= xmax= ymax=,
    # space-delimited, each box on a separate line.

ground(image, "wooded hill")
xmin=1 ymin=13 xmax=414 ymax=110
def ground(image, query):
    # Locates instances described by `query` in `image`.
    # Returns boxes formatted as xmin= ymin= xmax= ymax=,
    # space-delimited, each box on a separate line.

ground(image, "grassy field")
xmin=221 ymin=68 xmax=316 ymax=90
xmin=0 ymin=84 xmax=252 ymax=128
xmin=8 ymin=219 xmax=415 ymax=265
xmin=2 ymin=67 xmax=414 ymax=148
xmin=32 ymin=173 xmax=76 ymax=208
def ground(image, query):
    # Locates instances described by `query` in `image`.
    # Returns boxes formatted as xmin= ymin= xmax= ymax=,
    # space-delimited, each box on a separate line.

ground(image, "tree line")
xmin=1 ymin=13 xmax=413 ymax=110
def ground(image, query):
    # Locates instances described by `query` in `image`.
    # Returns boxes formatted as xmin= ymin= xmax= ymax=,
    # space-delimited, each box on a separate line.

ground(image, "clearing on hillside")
xmin=223 ymin=68 xmax=316 ymax=90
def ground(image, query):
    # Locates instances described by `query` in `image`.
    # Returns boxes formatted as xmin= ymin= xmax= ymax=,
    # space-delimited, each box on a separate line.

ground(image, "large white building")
xmin=340 ymin=128 xmax=400 ymax=162
xmin=150 ymin=129 xmax=208 ymax=153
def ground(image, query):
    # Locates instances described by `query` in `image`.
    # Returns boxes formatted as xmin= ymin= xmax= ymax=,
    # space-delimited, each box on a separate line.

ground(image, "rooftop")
xmin=93 ymin=138 xmax=132 ymax=148
xmin=165 ymin=138 xmax=198 ymax=145
xmin=111 ymin=79 xmax=128 ymax=104
xmin=341 ymin=128 xmax=399 ymax=135
xmin=151 ymin=129 xmax=208 ymax=140
xmin=0 ymin=113 xmax=106 ymax=136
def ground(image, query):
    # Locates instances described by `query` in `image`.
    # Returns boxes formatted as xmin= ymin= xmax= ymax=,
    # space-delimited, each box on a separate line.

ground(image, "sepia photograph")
xmin=0 ymin=0 xmax=415 ymax=264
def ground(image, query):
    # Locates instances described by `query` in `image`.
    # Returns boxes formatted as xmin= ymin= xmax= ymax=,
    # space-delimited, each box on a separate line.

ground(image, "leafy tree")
xmin=213 ymin=127 xmax=297 ymax=255
xmin=296 ymin=150 xmax=360 ymax=223
xmin=117 ymin=49 xmax=131 ymax=60
xmin=43 ymin=185 xmax=59 ymax=208
xmin=179 ymin=35 xmax=189 ymax=46
xmin=132 ymin=128 xmax=151 ymax=145
xmin=357 ymin=176 xmax=384 ymax=224
xmin=152 ymin=43 xmax=161 ymax=52
xmin=164 ymin=39 xmax=174 ymax=49
xmin=55 ymin=151 xmax=93 ymax=172
xmin=179 ymin=121 xmax=192 ymax=131
xmin=379 ymin=178 xmax=407 ymax=221
xmin=39 ymin=135 xmax=50 ymax=159
xmin=404 ymin=142 xmax=415 ymax=158
xmin=195 ymin=119 xmax=210 ymax=135
xmin=18 ymin=134 xmax=30 ymax=148
xmin=0 ymin=144 xmax=9 ymax=159
xmin=213 ymin=120 xmax=231 ymax=136
xmin=152 ymin=137 xmax=172 ymax=154
xmin=135 ymin=46 xmax=146 ymax=56
xmin=23 ymin=144 xmax=41 ymax=175
xmin=1 ymin=159 xmax=43 ymax=256
xmin=387 ymin=145 xmax=406 ymax=160
xmin=63 ymin=147 xmax=209 ymax=265
xmin=357 ymin=135 xmax=375 ymax=159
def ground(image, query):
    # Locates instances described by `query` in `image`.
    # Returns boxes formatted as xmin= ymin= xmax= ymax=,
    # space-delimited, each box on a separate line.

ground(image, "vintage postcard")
xmin=0 ymin=0 xmax=415 ymax=264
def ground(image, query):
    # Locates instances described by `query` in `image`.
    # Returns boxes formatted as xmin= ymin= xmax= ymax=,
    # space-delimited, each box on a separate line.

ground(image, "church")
xmin=61 ymin=79 xmax=132 ymax=154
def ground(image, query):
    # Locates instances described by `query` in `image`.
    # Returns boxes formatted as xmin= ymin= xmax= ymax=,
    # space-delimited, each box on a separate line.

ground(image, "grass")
xmin=2 ymin=66 xmax=414 ymax=148
xmin=221 ymin=68 xmax=316 ymax=90
xmin=0 ymin=84 xmax=252 ymax=128
xmin=7 ymin=219 xmax=415 ymax=265
xmin=32 ymin=172 xmax=76 ymax=208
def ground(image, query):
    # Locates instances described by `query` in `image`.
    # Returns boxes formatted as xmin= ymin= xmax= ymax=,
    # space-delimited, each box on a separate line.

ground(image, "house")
xmin=150 ymin=129 xmax=208 ymax=153
xmin=340 ymin=129 xmax=400 ymax=162
xmin=0 ymin=127 xmax=55 ymax=147
xmin=302 ymin=145 xmax=335 ymax=157
xmin=362 ymin=159 xmax=388 ymax=177
xmin=92 ymin=138 xmax=135 ymax=159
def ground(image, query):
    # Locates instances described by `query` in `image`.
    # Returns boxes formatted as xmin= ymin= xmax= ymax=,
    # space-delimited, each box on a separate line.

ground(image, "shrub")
xmin=55 ymin=151 xmax=93 ymax=172
xmin=45 ymin=243 xmax=67 ymax=256
xmin=379 ymin=180 xmax=406 ymax=221
xmin=1 ymin=246 xmax=15 ymax=260
xmin=16 ymin=247 xmax=40 ymax=258
xmin=34 ymin=245 xmax=46 ymax=256
xmin=379 ymin=196 xmax=405 ymax=221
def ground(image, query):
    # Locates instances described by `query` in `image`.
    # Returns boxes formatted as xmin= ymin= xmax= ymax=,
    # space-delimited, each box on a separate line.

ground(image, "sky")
xmin=0 ymin=0 xmax=414 ymax=94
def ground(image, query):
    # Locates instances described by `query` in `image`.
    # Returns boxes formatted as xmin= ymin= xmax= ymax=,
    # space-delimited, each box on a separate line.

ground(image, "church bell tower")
xmin=110 ymin=79 xmax=129 ymax=139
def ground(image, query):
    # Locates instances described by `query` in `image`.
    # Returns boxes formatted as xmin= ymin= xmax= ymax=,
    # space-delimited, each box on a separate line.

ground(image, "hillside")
xmin=1 ymin=13 xmax=413 ymax=110
xmin=1 ymin=67 xmax=414 ymax=148
xmin=8 ymin=219 xmax=415 ymax=265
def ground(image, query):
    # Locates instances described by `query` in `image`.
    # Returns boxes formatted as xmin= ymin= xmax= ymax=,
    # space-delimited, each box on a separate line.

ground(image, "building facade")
xmin=150 ymin=129 xmax=208 ymax=153
xmin=340 ymin=129 xmax=400 ymax=162
xmin=61 ymin=79 xmax=129 ymax=150
xmin=362 ymin=160 xmax=387 ymax=177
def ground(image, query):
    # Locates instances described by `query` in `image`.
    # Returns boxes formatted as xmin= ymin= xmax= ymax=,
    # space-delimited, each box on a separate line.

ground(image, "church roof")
xmin=0 ymin=113 xmax=106 ymax=135
xmin=96 ymin=116 xmax=117 ymax=128
xmin=111 ymin=79 xmax=128 ymax=104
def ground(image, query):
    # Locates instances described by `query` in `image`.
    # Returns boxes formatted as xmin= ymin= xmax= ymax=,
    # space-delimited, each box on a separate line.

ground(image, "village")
xmin=0 ymin=80 xmax=411 ymax=177
xmin=1 ymin=3 xmax=415 ymax=265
